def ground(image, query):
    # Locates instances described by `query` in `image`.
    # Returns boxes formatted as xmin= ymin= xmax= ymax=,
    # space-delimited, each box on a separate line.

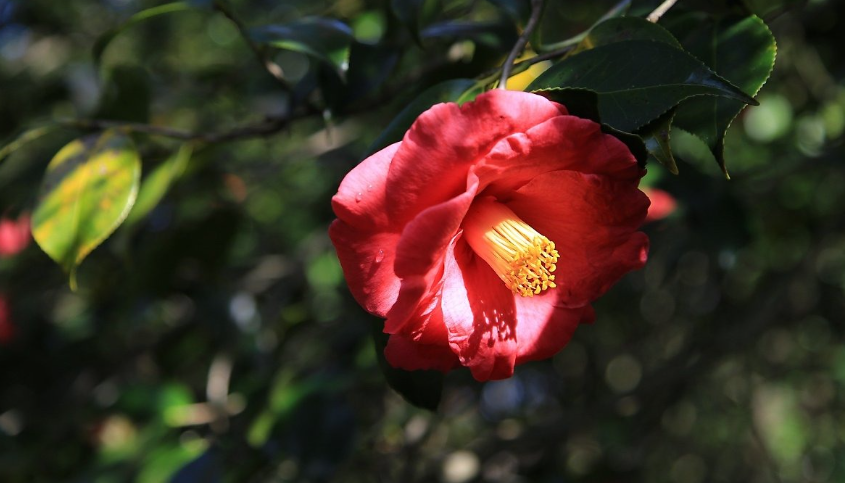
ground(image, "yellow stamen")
xmin=462 ymin=198 xmax=559 ymax=297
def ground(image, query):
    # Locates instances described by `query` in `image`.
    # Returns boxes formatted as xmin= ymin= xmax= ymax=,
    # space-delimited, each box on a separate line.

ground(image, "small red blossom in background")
xmin=0 ymin=213 xmax=31 ymax=258
xmin=0 ymin=294 xmax=14 ymax=345
xmin=642 ymin=188 xmax=677 ymax=223
xmin=330 ymin=90 xmax=650 ymax=381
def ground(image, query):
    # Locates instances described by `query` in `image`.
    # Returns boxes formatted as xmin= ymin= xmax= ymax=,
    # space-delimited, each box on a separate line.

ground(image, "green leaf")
xmin=32 ymin=130 xmax=141 ymax=288
xmin=639 ymin=108 xmax=679 ymax=174
xmin=124 ymin=144 xmax=192 ymax=229
xmin=527 ymin=40 xmax=758 ymax=132
xmin=250 ymin=18 xmax=354 ymax=78
xmin=372 ymin=325 xmax=443 ymax=411
xmin=0 ymin=126 xmax=55 ymax=164
xmin=366 ymin=79 xmax=483 ymax=157
xmin=93 ymin=2 xmax=193 ymax=65
xmin=576 ymin=16 xmax=681 ymax=52
xmin=671 ymin=15 xmax=776 ymax=177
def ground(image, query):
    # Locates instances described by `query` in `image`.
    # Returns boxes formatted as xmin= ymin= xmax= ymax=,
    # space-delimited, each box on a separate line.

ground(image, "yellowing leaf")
xmin=32 ymin=130 xmax=141 ymax=288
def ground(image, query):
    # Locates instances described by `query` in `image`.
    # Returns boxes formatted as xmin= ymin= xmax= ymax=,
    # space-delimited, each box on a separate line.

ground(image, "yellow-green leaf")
xmin=32 ymin=130 xmax=141 ymax=287
xmin=124 ymin=144 xmax=192 ymax=229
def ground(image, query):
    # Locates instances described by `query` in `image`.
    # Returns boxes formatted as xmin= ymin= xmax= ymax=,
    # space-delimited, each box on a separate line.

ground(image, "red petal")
xmin=329 ymin=220 xmax=401 ymax=317
xmin=385 ymin=90 xmax=566 ymax=225
xmin=385 ymin=175 xmax=479 ymax=334
xmin=331 ymin=142 xmax=400 ymax=231
xmin=384 ymin=332 xmax=460 ymax=373
xmin=475 ymin=115 xmax=640 ymax=200
xmin=512 ymin=295 xmax=592 ymax=364
xmin=506 ymin=170 xmax=649 ymax=307
xmin=441 ymin=239 xmax=518 ymax=381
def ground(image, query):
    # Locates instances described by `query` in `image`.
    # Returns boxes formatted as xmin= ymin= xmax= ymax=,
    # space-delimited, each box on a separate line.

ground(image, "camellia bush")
xmin=3 ymin=0 xmax=845 ymax=481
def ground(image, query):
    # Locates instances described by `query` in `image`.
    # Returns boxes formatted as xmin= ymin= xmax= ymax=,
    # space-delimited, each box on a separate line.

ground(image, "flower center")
xmin=462 ymin=198 xmax=559 ymax=297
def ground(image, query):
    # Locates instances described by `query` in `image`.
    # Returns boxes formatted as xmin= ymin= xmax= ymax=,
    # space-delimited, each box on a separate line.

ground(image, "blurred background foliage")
xmin=1 ymin=0 xmax=845 ymax=482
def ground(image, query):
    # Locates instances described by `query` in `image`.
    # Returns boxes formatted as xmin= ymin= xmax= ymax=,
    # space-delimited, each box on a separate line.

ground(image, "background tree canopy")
xmin=2 ymin=0 xmax=845 ymax=482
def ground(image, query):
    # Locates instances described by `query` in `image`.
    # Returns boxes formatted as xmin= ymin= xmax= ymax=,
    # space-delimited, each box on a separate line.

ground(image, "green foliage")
xmin=31 ymin=130 xmax=141 ymax=288
xmin=528 ymin=40 xmax=757 ymax=132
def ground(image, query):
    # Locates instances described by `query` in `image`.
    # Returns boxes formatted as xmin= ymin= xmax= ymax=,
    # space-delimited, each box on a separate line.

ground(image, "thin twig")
xmin=498 ymin=0 xmax=544 ymax=89
xmin=646 ymin=0 xmax=680 ymax=22
xmin=213 ymin=0 xmax=290 ymax=89
xmin=479 ymin=43 xmax=574 ymax=86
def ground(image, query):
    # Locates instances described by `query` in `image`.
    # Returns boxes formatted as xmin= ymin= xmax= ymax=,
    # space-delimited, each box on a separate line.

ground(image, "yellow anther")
xmin=462 ymin=198 xmax=559 ymax=297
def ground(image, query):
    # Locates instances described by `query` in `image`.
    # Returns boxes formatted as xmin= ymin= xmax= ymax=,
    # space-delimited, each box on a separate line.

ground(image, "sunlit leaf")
xmin=124 ymin=144 xmax=192 ymax=229
xmin=671 ymin=14 xmax=776 ymax=176
xmin=93 ymin=2 xmax=194 ymax=65
xmin=366 ymin=78 xmax=483 ymax=157
xmin=527 ymin=40 xmax=758 ymax=132
xmin=32 ymin=130 xmax=141 ymax=288
xmin=250 ymin=17 xmax=354 ymax=78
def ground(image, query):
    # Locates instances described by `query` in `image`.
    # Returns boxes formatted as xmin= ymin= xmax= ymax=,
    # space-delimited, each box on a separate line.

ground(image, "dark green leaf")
xmin=527 ymin=40 xmax=758 ymax=132
xmin=32 ymin=130 xmax=141 ymax=288
xmin=0 ymin=126 xmax=55 ymax=164
xmin=93 ymin=2 xmax=193 ymax=65
xmin=577 ymin=16 xmax=681 ymax=51
xmin=372 ymin=325 xmax=444 ymax=411
xmin=366 ymin=79 xmax=482 ymax=156
xmin=534 ymin=88 xmax=601 ymax=123
xmin=420 ymin=20 xmax=518 ymax=50
xmin=639 ymin=108 xmax=679 ymax=174
xmin=250 ymin=18 xmax=354 ymax=78
xmin=671 ymin=15 xmax=776 ymax=176
xmin=534 ymin=0 xmax=631 ymax=52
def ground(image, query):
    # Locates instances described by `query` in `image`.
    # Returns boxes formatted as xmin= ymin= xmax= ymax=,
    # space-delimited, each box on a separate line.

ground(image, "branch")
xmin=646 ymin=0 xmax=680 ymax=22
xmin=498 ymin=0 xmax=544 ymax=89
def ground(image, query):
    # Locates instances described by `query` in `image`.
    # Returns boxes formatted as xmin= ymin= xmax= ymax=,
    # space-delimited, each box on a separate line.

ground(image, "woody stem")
xmin=498 ymin=0 xmax=544 ymax=90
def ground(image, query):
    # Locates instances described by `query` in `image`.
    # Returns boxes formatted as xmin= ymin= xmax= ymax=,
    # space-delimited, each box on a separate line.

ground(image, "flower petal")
xmin=384 ymin=332 xmax=460 ymax=373
xmin=441 ymin=239 xmax=518 ymax=381
xmin=331 ymin=142 xmax=400 ymax=230
xmin=385 ymin=174 xmax=479 ymax=333
xmin=512 ymin=295 xmax=592 ymax=364
xmin=506 ymin=169 xmax=649 ymax=307
xmin=329 ymin=221 xmax=400 ymax=317
xmin=385 ymin=90 xmax=567 ymax=225
xmin=476 ymin=115 xmax=640 ymax=200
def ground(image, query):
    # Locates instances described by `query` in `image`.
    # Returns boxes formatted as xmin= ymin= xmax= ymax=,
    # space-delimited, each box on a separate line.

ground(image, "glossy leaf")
xmin=93 ymin=2 xmax=193 ymax=64
xmin=124 ymin=144 xmax=192 ymax=229
xmin=250 ymin=18 xmax=354 ymax=78
xmin=671 ymin=14 xmax=776 ymax=176
xmin=527 ymin=40 xmax=758 ymax=132
xmin=372 ymin=325 xmax=443 ymax=411
xmin=32 ymin=130 xmax=141 ymax=287
xmin=640 ymin=108 xmax=679 ymax=174
xmin=366 ymin=78 xmax=482 ymax=156
xmin=574 ymin=16 xmax=681 ymax=52
xmin=534 ymin=0 xmax=631 ymax=52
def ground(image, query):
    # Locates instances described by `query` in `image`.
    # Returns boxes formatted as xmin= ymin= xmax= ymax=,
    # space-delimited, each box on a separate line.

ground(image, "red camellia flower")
xmin=330 ymin=90 xmax=649 ymax=381
xmin=0 ymin=213 xmax=31 ymax=258
xmin=642 ymin=187 xmax=677 ymax=223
